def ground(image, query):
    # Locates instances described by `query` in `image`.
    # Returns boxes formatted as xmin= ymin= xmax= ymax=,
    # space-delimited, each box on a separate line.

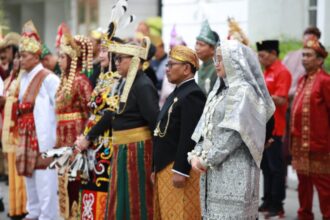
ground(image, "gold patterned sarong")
xmin=8 ymin=153 xmax=27 ymax=216
xmin=154 ymin=163 xmax=201 ymax=220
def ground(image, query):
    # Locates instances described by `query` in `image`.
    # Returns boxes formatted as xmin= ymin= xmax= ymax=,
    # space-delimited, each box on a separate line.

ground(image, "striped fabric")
xmin=106 ymin=139 xmax=153 ymax=220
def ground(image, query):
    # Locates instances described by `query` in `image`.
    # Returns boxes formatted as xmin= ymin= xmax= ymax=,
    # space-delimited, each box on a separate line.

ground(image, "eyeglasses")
xmin=114 ymin=55 xmax=132 ymax=63
xmin=165 ymin=61 xmax=186 ymax=68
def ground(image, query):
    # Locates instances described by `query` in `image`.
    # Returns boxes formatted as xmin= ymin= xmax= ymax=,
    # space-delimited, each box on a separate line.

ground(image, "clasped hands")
xmin=73 ymin=134 xmax=90 ymax=155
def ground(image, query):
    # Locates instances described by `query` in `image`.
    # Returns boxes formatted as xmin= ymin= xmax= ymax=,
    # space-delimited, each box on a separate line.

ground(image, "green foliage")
xmin=280 ymin=40 xmax=330 ymax=73
xmin=324 ymin=56 xmax=330 ymax=73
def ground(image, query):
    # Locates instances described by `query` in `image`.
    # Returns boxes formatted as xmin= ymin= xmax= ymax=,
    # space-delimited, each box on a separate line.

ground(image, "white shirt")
xmin=19 ymin=63 xmax=60 ymax=152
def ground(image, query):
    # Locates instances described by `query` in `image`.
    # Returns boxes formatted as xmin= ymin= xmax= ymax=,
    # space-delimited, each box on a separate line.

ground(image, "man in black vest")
xmin=152 ymin=45 xmax=206 ymax=219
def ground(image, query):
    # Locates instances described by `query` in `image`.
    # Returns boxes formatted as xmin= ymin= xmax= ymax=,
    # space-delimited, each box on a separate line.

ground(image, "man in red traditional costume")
xmin=1 ymin=33 xmax=29 ymax=219
xmin=290 ymin=36 xmax=330 ymax=220
xmin=282 ymin=27 xmax=321 ymax=167
xmin=17 ymin=20 xmax=60 ymax=220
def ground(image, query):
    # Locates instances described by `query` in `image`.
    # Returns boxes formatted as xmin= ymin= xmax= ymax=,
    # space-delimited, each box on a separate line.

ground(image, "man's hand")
xmin=191 ymin=157 xmax=207 ymax=173
xmin=0 ymin=96 xmax=6 ymax=108
xmin=265 ymin=137 xmax=275 ymax=149
xmin=272 ymin=95 xmax=287 ymax=106
xmin=172 ymin=173 xmax=187 ymax=188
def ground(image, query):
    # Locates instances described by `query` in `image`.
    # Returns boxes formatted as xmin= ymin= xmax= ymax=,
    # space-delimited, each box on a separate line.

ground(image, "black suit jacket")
xmin=153 ymin=79 xmax=206 ymax=175
xmin=112 ymin=71 xmax=160 ymax=131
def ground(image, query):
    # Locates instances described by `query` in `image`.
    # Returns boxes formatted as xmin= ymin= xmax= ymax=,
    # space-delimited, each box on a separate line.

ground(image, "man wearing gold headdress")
xmin=104 ymin=38 xmax=159 ymax=220
xmin=153 ymin=45 xmax=206 ymax=220
xmin=0 ymin=33 xmax=21 ymax=192
xmin=17 ymin=20 xmax=60 ymax=220
xmin=1 ymin=32 xmax=21 ymax=80
xmin=0 ymin=32 xmax=28 ymax=219
xmin=0 ymin=32 xmax=21 ymax=187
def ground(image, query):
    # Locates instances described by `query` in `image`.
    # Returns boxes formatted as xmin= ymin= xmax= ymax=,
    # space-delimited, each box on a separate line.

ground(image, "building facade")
xmin=162 ymin=0 xmax=330 ymax=49
xmin=3 ymin=0 xmax=159 ymax=52
xmin=3 ymin=0 xmax=330 ymax=52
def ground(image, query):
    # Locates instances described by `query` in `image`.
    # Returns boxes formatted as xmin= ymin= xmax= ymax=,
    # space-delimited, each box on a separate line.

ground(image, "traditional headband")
xmin=304 ymin=37 xmax=328 ymax=58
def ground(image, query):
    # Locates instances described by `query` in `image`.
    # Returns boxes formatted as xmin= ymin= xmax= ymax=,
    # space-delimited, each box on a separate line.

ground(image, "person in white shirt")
xmin=17 ymin=20 xmax=60 ymax=220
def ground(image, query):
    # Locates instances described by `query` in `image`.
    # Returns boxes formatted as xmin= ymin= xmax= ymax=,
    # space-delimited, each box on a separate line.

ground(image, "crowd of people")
xmin=0 ymin=2 xmax=329 ymax=220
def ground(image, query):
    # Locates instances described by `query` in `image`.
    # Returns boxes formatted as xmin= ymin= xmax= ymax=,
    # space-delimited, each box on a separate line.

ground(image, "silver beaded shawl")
xmin=192 ymin=40 xmax=275 ymax=167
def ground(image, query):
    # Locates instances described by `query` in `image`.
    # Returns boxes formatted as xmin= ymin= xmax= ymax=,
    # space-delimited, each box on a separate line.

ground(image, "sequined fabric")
xmin=195 ymin=85 xmax=260 ymax=219
xmin=189 ymin=40 xmax=275 ymax=219
xmin=192 ymin=40 xmax=275 ymax=167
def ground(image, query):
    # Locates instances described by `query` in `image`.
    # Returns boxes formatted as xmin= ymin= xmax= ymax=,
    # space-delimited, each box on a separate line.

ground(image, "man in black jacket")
xmin=153 ymin=45 xmax=206 ymax=219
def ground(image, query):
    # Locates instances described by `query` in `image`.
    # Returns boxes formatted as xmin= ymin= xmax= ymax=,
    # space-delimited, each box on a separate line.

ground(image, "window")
xmin=308 ymin=0 xmax=317 ymax=26
xmin=77 ymin=0 xmax=99 ymax=34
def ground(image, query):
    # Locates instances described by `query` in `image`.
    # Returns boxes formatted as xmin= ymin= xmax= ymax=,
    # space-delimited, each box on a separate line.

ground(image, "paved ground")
xmin=0 ymin=166 xmax=322 ymax=220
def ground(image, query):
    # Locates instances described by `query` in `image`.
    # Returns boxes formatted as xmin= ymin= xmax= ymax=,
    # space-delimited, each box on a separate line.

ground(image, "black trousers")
xmin=261 ymin=136 xmax=286 ymax=209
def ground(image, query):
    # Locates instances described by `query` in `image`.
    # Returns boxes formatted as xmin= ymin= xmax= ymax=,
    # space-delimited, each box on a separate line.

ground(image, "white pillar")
xmin=71 ymin=0 xmax=78 ymax=35
xmin=317 ymin=0 xmax=330 ymax=46
xmin=44 ymin=0 xmax=68 ymax=52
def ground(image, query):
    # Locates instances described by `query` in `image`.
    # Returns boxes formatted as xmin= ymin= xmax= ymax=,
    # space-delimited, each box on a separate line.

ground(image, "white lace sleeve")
xmin=204 ymin=128 xmax=242 ymax=168
xmin=187 ymin=142 xmax=203 ymax=164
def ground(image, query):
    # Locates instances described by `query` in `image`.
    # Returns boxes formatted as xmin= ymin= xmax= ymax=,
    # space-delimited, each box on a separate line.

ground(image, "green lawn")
xmin=279 ymin=40 xmax=330 ymax=73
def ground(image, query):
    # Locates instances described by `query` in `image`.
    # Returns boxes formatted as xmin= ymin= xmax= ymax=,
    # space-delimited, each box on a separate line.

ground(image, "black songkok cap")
xmin=256 ymin=40 xmax=279 ymax=54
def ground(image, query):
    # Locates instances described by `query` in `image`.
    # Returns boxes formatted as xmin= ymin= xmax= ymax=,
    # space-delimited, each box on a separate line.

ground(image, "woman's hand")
xmin=191 ymin=157 xmax=207 ymax=173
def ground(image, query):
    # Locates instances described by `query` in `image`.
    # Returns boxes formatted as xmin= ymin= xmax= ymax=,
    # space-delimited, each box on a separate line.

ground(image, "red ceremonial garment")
xmin=15 ymin=69 xmax=49 ymax=177
xmin=291 ymin=68 xmax=330 ymax=175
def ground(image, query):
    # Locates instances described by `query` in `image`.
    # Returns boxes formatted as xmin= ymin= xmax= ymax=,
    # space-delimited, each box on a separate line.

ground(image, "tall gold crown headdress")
xmin=19 ymin=20 xmax=42 ymax=54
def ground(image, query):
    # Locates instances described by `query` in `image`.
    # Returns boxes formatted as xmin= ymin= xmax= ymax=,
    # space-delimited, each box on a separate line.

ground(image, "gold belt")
xmin=113 ymin=126 xmax=151 ymax=145
xmin=57 ymin=112 xmax=84 ymax=121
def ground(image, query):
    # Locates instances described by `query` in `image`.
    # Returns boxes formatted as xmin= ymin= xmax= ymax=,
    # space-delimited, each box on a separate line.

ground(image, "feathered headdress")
xmin=106 ymin=0 xmax=151 ymax=107
xmin=101 ymin=0 xmax=135 ymax=48
xmin=227 ymin=17 xmax=249 ymax=46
